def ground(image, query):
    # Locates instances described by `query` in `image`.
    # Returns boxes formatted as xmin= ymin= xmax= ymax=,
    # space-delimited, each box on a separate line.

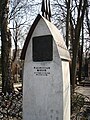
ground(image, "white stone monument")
xmin=21 ymin=14 xmax=71 ymax=120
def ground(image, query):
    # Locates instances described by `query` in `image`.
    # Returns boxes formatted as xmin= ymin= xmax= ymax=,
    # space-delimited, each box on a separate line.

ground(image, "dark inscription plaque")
xmin=32 ymin=35 xmax=53 ymax=61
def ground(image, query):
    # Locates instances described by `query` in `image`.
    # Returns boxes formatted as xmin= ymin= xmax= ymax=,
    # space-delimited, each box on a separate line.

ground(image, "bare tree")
xmin=51 ymin=0 xmax=90 ymax=90
xmin=0 ymin=0 xmax=34 ymax=94
xmin=70 ymin=0 xmax=86 ymax=89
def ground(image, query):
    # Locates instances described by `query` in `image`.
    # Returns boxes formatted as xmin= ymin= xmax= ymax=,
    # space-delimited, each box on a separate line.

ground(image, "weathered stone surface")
xmin=23 ymin=14 xmax=70 ymax=120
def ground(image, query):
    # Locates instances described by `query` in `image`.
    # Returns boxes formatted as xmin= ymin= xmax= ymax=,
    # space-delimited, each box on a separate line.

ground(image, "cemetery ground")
xmin=0 ymin=77 xmax=22 ymax=120
xmin=71 ymin=80 xmax=90 ymax=120
xmin=0 ymin=77 xmax=90 ymax=120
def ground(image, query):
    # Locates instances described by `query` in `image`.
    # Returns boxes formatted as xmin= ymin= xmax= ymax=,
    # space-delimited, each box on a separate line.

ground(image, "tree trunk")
xmin=66 ymin=0 xmax=70 ymax=48
xmin=1 ymin=0 xmax=13 ymax=94
xmin=78 ymin=21 xmax=84 ymax=82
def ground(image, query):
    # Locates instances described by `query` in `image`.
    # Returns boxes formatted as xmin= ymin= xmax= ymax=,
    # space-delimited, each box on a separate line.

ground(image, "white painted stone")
xmin=23 ymin=15 xmax=71 ymax=120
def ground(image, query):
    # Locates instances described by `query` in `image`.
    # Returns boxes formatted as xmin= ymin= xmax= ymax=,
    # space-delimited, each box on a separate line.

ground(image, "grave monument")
xmin=21 ymin=0 xmax=71 ymax=120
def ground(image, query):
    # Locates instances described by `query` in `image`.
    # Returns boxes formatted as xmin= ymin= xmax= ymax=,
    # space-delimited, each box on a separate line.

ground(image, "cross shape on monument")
xmin=41 ymin=0 xmax=51 ymax=21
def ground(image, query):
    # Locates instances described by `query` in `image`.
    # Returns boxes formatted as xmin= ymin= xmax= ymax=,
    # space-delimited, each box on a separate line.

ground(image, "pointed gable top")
xmin=21 ymin=14 xmax=70 ymax=61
